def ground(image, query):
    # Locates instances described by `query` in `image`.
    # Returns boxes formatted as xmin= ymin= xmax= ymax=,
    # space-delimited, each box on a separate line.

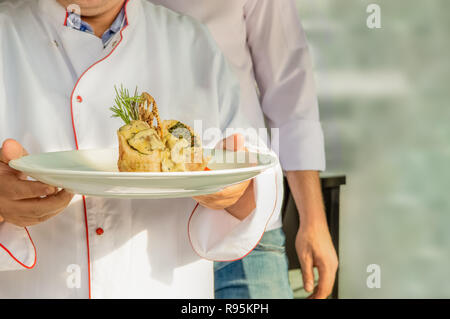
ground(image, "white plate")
xmin=9 ymin=148 xmax=277 ymax=199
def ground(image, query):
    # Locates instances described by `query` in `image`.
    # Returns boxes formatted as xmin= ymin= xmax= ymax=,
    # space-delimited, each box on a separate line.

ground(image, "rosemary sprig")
xmin=110 ymin=85 xmax=142 ymax=124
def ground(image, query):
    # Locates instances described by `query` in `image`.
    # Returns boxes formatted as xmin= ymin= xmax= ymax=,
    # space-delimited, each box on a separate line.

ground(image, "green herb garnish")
xmin=110 ymin=85 xmax=142 ymax=124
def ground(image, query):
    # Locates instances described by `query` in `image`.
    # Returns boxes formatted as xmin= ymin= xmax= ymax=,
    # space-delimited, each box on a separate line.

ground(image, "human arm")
xmin=286 ymin=170 xmax=338 ymax=299
xmin=244 ymin=0 xmax=337 ymax=298
xmin=187 ymin=21 xmax=281 ymax=260
xmin=0 ymin=139 xmax=73 ymax=271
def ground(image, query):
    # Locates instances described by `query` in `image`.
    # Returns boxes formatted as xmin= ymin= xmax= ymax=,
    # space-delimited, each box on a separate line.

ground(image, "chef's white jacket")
xmin=0 ymin=0 xmax=283 ymax=298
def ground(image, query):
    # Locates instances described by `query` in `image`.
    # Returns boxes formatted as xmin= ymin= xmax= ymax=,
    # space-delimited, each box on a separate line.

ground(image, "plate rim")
xmin=9 ymin=148 xmax=278 ymax=178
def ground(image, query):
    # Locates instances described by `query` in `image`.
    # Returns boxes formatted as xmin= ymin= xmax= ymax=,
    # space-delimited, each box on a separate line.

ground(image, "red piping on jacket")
xmin=0 ymin=227 xmax=37 ymax=270
xmin=68 ymin=0 xmax=130 ymax=299
xmin=187 ymin=173 xmax=279 ymax=263
xmin=63 ymin=11 xmax=68 ymax=26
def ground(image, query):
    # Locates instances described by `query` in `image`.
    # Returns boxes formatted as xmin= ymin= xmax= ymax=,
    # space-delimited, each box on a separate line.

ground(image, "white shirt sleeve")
xmin=187 ymin=24 xmax=282 ymax=260
xmin=0 ymin=4 xmax=36 ymax=272
xmin=0 ymin=222 xmax=36 ymax=271
xmin=188 ymin=165 xmax=283 ymax=261
xmin=244 ymin=0 xmax=326 ymax=171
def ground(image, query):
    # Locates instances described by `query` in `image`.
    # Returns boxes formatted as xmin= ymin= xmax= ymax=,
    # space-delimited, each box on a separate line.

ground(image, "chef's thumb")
xmin=221 ymin=134 xmax=245 ymax=152
xmin=0 ymin=139 xmax=28 ymax=164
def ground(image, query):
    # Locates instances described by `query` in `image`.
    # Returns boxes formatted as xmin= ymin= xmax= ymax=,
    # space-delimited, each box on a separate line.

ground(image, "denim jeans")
xmin=214 ymin=228 xmax=294 ymax=299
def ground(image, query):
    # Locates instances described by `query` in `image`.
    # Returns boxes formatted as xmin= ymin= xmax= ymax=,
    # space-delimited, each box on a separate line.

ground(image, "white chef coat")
xmin=0 ymin=0 xmax=283 ymax=298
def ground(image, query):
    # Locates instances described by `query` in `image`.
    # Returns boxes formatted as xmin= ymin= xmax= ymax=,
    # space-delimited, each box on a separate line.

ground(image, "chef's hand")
xmin=194 ymin=134 xmax=255 ymax=220
xmin=0 ymin=139 xmax=73 ymax=227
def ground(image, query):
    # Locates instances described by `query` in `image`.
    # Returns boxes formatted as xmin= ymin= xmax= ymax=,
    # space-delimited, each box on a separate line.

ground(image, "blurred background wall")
xmin=294 ymin=0 xmax=450 ymax=298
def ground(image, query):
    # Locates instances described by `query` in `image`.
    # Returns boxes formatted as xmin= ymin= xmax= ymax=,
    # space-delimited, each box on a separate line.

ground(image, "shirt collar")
xmin=110 ymin=8 xmax=127 ymax=34
xmin=39 ymin=0 xmax=141 ymax=36
xmin=65 ymin=3 xmax=127 ymax=45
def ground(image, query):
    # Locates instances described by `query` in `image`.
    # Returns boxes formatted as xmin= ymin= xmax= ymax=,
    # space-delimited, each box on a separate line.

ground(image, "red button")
xmin=96 ymin=228 xmax=104 ymax=236
xmin=76 ymin=95 xmax=83 ymax=103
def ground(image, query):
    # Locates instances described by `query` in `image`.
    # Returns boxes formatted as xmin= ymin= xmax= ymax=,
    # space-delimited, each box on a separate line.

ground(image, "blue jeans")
xmin=214 ymin=228 xmax=294 ymax=299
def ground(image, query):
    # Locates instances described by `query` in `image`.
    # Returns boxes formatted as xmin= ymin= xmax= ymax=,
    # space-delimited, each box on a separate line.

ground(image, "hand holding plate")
xmin=193 ymin=134 xmax=255 ymax=219
xmin=0 ymin=139 xmax=73 ymax=227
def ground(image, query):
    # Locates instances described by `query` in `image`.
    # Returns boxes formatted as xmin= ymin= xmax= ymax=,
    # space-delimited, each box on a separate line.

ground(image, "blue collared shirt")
xmin=66 ymin=6 xmax=127 ymax=47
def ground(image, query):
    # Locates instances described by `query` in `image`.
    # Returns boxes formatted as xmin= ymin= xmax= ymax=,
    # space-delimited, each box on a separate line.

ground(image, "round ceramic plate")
xmin=9 ymin=148 xmax=277 ymax=199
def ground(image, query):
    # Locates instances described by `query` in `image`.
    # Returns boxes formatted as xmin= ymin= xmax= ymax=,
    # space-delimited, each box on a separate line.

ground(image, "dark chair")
xmin=282 ymin=174 xmax=346 ymax=299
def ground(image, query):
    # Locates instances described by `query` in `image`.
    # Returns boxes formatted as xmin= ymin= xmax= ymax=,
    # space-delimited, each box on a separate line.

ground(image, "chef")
xmin=0 ymin=0 xmax=283 ymax=298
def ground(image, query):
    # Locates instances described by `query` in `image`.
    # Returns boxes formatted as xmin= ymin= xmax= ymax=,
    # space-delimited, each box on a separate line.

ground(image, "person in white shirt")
xmin=0 ymin=0 xmax=283 ymax=298
xmin=149 ymin=0 xmax=339 ymax=299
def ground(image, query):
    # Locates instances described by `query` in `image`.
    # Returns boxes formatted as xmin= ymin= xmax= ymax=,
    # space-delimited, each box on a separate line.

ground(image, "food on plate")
xmin=110 ymin=86 xmax=209 ymax=172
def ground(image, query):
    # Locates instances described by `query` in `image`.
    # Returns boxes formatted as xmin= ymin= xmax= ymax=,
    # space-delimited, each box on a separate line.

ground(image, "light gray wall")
xmin=296 ymin=0 xmax=450 ymax=298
